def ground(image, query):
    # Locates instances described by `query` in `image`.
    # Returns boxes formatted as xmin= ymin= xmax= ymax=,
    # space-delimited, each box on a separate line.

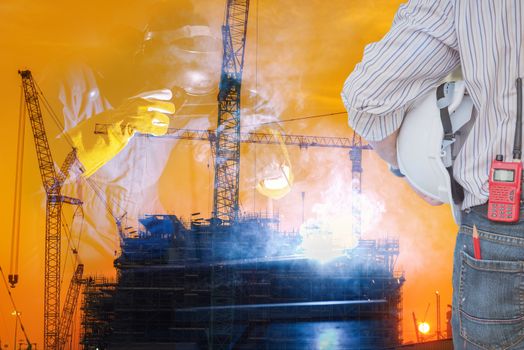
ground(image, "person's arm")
xmin=341 ymin=0 xmax=459 ymax=204
xmin=342 ymin=0 xmax=459 ymax=145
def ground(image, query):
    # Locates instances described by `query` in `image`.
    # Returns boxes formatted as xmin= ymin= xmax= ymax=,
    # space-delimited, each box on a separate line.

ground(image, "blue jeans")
xmin=452 ymin=208 xmax=524 ymax=349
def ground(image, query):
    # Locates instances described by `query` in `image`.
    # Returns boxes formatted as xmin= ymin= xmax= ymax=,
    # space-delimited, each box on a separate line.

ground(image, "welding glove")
xmin=256 ymin=164 xmax=294 ymax=199
xmin=66 ymin=90 xmax=175 ymax=178
xmin=255 ymin=128 xmax=294 ymax=199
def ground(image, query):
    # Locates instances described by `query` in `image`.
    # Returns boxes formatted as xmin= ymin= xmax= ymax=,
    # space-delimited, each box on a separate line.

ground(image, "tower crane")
xmin=349 ymin=134 xmax=371 ymax=239
xmin=213 ymin=0 xmax=251 ymax=224
xmin=19 ymin=70 xmax=82 ymax=350
xmin=210 ymin=1 xmax=251 ymax=347
xmin=158 ymin=128 xmax=371 ymax=238
xmin=167 ymin=128 xmax=371 ymax=238
xmin=209 ymin=0 xmax=373 ymax=234
xmin=94 ymin=124 xmax=371 ymax=239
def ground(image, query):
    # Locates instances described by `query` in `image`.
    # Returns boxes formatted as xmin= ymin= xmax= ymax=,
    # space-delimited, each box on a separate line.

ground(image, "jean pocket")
xmin=458 ymin=251 xmax=524 ymax=349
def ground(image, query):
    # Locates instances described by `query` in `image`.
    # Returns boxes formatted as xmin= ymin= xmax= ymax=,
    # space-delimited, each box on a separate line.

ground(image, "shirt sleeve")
xmin=341 ymin=0 xmax=460 ymax=141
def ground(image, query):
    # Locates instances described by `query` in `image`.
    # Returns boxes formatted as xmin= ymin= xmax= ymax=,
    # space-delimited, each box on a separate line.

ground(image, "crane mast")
xmin=349 ymin=134 xmax=370 ymax=240
xmin=212 ymin=0 xmax=250 ymax=224
xmin=19 ymin=70 xmax=81 ymax=350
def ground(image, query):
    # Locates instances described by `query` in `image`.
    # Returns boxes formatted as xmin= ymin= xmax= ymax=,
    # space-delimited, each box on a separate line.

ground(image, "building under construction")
xmin=79 ymin=1 xmax=404 ymax=348
xmin=80 ymin=214 xmax=405 ymax=349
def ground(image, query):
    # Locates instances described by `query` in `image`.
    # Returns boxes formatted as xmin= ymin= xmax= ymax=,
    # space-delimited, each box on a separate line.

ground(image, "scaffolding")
xmin=81 ymin=214 xmax=405 ymax=349
xmin=81 ymin=277 xmax=116 ymax=350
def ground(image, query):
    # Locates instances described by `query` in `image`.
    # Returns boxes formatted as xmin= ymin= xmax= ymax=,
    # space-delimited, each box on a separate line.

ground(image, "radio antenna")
xmin=513 ymin=77 xmax=522 ymax=160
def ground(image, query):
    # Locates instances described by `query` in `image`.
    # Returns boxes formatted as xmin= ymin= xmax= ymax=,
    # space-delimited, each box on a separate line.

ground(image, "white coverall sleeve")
xmin=341 ymin=0 xmax=460 ymax=142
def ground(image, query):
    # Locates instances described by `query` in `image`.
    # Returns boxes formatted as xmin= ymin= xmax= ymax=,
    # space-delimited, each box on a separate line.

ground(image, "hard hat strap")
xmin=437 ymin=82 xmax=455 ymax=142
xmin=437 ymin=82 xmax=465 ymax=205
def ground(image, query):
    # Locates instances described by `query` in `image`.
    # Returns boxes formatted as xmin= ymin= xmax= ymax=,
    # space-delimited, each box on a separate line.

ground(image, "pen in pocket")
xmin=472 ymin=225 xmax=482 ymax=259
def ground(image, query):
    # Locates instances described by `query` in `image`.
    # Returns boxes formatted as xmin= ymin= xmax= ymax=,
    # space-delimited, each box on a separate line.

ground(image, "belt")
xmin=467 ymin=203 xmax=489 ymax=219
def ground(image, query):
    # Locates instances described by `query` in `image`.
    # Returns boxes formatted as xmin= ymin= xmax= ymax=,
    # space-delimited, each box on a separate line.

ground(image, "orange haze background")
xmin=0 ymin=0 xmax=457 ymax=348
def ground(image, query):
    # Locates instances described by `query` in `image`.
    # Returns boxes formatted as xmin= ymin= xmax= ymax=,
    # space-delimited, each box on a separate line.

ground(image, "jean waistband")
xmin=462 ymin=202 xmax=524 ymax=238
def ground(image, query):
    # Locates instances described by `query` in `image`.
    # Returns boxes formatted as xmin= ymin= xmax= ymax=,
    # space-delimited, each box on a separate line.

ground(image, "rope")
xmin=33 ymin=78 xmax=75 ymax=148
xmin=241 ymin=111 xmax=347 ymax=128
xmin=74 ymin=206 xmax=85 ymax=264
xmin=84 ymin=178 xmax=126 ymax=221
xmin=0 ymin=266 xmax=32 ymax=345
xmin=60 ymin=207 xmax=83 ymax=284
xmin=9 ymin=85 xmax=26 ymax=284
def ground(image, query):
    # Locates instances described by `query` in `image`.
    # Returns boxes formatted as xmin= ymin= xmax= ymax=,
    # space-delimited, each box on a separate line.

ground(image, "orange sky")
xmin=0 ymin=1 xmax=458 ymax=348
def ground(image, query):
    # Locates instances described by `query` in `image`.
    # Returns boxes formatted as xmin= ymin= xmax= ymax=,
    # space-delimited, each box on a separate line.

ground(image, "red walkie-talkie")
xmin=487 ymin=155 xmax=522 ymax=222
xmin=488 ymin=78 xmax=523 ymax=222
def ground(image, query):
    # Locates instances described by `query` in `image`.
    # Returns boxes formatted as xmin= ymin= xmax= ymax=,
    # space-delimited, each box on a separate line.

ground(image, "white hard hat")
xmin=397 ymin=81 xmax=475 ymax=224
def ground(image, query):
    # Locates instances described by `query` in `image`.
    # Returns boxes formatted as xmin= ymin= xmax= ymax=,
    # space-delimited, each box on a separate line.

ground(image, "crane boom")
xmin=19 ymin=70 xmax=59 ymax=193
xmin=57 ymin=149 xmax=78 ymax=188
xmin=58 ymin=264 xmax=84 ymax=350
xmin=213 ymin=0 xmax=250 ymax=224
xmin=19 ymin=70 xmax=82 ymax=350
xmin=94 ymin=125 xmax=367 ymax=149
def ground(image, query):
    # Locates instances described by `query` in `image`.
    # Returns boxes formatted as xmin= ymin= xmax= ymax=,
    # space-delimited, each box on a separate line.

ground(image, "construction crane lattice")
xmin=58 ymin=264 xmax=84 ymax=350
xmin=20 ymin=70 xmax=62 ymax=350
xmin=19 ymin=70 xmax=82 ymax=350
xmin=210 ymin=1 xmax=250 ymax=348
xmin=350 ymin=134 xmax=366 ymax=239
xmin=212 ymin=0 xmax=250 ymax=225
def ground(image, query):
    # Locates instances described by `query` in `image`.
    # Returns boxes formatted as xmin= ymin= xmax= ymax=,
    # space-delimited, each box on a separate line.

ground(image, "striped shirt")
xmin=341 ymin=0 xmax=524 ymax=209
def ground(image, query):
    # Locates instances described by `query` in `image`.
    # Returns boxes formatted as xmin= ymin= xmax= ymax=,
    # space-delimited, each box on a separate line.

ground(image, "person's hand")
xmin=104 ymin=97 xmax=173 ymax=137
xmin=66 ymin=89 xmax=175 ymax=178
xmin=114 ymin=90 xmax=174 ymax=137
xmin=368 ymin=130 xmax=399 ymax=167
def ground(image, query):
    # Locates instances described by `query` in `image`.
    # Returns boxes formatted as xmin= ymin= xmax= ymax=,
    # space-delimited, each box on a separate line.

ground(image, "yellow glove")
xmin=67 ymin=90 xmax=175 ymax=178
xmin=255 ymin=128 xmax=294 ymax=199
xmin=256 ymin=164 xmax=294 ymax=199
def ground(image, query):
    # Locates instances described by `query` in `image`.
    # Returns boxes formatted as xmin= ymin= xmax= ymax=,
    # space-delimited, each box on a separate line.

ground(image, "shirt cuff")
xmin=346 ymin=105 xmax=405 ymax=142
